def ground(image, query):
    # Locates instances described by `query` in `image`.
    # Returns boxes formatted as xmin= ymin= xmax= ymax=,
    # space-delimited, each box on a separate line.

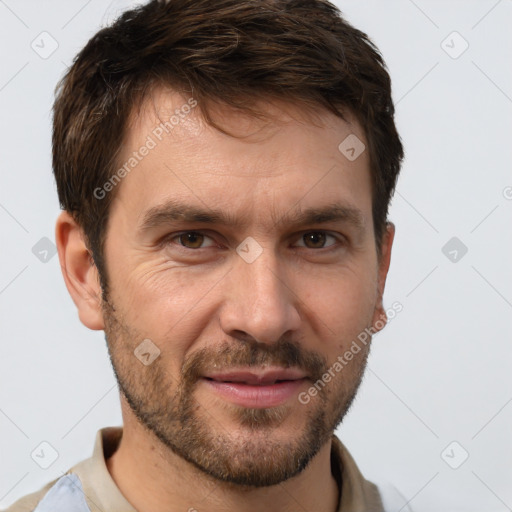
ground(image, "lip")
xmin=201 ymin=367 xmax=308 ymax=408
xmin=203 ymin=367 xmax=308 ymax=385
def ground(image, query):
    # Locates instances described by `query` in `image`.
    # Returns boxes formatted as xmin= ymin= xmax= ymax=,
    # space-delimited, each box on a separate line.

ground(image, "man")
xmin=6 ymin=0 xmax=404 ymax=510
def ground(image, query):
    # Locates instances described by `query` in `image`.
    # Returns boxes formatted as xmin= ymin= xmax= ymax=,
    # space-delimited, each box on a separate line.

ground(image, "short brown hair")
xmin=53 ymin=0 xmax=404 ymax=291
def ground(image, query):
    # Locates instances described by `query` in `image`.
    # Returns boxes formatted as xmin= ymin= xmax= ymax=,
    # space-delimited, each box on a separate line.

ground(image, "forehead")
xmin=111 ymin=87 xmax=372 ymax=231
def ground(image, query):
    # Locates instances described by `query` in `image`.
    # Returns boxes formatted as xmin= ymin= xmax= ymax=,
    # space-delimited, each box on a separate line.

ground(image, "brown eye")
xmin=302 ymin=232 xmax=327 ymax=249
xmin=178 ymin=232 xmax=205 ymax=248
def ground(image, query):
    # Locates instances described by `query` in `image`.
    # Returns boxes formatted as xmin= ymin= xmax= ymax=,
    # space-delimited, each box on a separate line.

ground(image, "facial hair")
xmin=102 ymin=295 xmax=371 ymax=488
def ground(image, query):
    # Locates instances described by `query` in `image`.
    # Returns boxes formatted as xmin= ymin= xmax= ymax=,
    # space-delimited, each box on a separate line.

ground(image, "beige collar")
xmin=71 ymin=427 xmax=383 ymax=512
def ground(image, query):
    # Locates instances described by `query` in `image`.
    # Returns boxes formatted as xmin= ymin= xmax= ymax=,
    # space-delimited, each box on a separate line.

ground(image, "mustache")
xmin=180 ymin=338 xmax=328 ymax=386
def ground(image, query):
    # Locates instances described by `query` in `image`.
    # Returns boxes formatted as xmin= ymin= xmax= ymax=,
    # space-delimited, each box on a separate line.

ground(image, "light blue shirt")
xmin=33 ymin=474 xmax=90 ymax=512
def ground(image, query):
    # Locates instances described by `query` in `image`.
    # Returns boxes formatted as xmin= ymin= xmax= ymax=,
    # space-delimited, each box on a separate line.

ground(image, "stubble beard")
xmin=102 ymin=294 xmax=370 ymax=488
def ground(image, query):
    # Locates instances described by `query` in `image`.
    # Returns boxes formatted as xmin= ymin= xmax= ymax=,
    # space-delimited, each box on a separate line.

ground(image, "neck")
xmin=106 ymin=412 xmax=340 ymax=512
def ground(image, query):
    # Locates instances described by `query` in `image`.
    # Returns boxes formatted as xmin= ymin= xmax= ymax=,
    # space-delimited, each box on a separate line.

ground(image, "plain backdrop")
xmin=1 ymin=1 xmax=511 ymax=511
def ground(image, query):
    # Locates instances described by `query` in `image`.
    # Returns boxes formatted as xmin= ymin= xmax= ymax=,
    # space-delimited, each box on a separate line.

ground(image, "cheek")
xmin=300 ymin=268 xmax=377 ymax=351
xmin=111 ymin=260 xmax=226 ymax=350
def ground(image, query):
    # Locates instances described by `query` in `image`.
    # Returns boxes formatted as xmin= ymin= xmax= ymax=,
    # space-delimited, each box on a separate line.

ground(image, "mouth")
xmin=203 ymin=367 xmax=308 ymax=385
xmin=201 ymin=367 xmax=309 ymax=408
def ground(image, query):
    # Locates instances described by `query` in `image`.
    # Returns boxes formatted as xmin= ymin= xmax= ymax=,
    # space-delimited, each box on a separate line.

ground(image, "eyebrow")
xmin=138 ymin=199 xmax=366 ymax=233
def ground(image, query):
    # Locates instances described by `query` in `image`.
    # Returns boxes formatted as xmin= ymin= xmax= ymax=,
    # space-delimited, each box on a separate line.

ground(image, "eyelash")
xmin=165 ymin=230 xmax=345 ymax=252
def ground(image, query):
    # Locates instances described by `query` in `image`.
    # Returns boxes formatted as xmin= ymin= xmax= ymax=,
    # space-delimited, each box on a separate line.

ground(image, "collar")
xmin=69 ymin=427 xmax=136 ymax=512
xmin=71 ymin=427 xmax=382 ymax=512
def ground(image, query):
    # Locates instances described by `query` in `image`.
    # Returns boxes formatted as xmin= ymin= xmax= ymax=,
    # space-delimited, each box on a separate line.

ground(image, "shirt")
xmin=3 ymin=427 xmax=402 ymax=512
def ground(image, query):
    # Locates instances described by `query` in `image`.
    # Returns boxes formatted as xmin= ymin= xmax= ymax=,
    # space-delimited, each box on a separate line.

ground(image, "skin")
xmin=56 ymin=88 xmax=394 ymax=512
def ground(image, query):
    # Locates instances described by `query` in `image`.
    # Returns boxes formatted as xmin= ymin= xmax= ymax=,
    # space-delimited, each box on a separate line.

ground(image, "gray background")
xmin=1 ymin=1 xmax=511 ymax=510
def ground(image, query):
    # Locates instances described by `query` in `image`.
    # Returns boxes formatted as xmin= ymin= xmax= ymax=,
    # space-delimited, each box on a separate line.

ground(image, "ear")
xmin=55 ymin=211 xmax=105 ymax=330
xmin=371 ymin=222 xmax=395 ymax=333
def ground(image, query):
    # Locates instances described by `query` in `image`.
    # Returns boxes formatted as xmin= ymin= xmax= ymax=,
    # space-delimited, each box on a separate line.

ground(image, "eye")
xmin=294 ymin=231 xmax=340 ymax=249
xmin=171 ymin=231 xmax=216 ymax=249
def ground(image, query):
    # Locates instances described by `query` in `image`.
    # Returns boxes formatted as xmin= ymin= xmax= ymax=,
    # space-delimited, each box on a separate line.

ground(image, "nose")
xmin=219 ymin=247 xmax=301 ymax=345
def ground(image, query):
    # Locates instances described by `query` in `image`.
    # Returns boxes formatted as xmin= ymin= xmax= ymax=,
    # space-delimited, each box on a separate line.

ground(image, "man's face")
xmin=99 ymin=90 xmax=391 ymax=487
